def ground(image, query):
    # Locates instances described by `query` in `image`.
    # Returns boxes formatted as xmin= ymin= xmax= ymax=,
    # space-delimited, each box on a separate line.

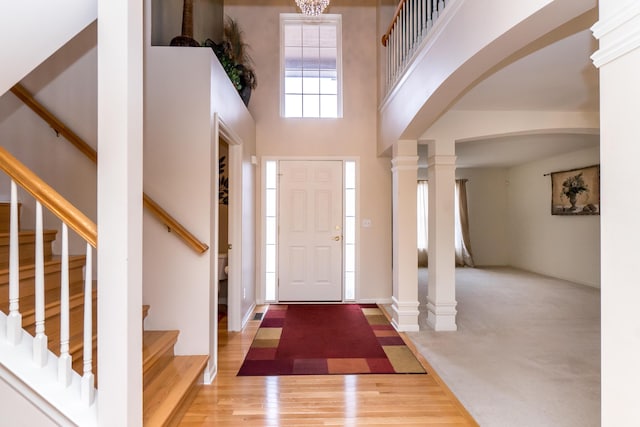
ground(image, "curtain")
xmin=416 ymin=179 xmax=475 ymax=268
xmin=417 ymin=181 xmax=429 ymax=267
xmin=455 ymin=180 xmax=474 ymax=267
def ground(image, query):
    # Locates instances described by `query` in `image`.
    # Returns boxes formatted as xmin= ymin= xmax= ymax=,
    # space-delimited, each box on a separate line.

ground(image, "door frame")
xmin=259 ymin=156 xmax=360 ymax=304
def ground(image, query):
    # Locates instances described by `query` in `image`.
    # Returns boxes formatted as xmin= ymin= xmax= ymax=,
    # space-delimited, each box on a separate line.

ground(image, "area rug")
xmin=237 ymin=304 xmax=426 ymax=376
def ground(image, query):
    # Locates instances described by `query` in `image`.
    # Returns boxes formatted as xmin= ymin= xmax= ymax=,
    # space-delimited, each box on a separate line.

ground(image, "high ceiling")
xmin=419 ymin=22 xmax=600 ymax=169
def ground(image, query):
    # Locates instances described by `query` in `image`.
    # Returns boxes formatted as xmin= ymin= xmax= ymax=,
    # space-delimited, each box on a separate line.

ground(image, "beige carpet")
xmin=407 ymin=267 xmax=600 ymax=427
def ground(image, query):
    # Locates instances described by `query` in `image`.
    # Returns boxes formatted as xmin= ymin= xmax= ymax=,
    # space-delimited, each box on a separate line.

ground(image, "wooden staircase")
xmin=0 ymin=202 xmax=208 ymax=426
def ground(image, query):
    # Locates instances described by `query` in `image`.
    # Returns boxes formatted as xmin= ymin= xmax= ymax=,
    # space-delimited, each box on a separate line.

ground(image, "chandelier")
xmin=295 ymin=0 xmax=330 ymax=16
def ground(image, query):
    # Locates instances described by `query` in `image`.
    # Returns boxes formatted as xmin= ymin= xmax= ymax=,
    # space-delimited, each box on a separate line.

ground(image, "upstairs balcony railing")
xmin=382 ymin=0 xmax=446 ymax=93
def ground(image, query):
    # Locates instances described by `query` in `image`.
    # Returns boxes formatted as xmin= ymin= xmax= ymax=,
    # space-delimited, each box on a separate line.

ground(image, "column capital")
xmin=591 ymin=1 xmax=640 ymax=68
xmin=391 ymin=155 xmax=419 ymax=172
xmin=426 ymin=154 xmax=456 ymax=167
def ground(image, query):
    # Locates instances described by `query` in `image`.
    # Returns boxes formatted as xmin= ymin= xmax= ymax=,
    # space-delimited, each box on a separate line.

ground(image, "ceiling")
xmin=418 ymin=22 xmax=600 ymax=169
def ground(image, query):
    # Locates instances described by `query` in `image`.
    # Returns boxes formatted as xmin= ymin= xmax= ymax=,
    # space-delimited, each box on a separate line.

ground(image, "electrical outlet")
xmin=362 ymin=218 xmax=372 ymax=228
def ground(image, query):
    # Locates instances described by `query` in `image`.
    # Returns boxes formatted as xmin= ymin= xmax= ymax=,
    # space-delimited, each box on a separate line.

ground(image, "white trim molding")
xmin=426 ymin=299 xmax=457 ymax=331
xmin=391 ymin=155 xmax=420 ymax=172
xmin=591 ymin=1 xmax=640 ymax=68
xmin=390 ymin=297 xmax=420 ymax=332
xmin=427 ymin=154 xmax=457 ymax=167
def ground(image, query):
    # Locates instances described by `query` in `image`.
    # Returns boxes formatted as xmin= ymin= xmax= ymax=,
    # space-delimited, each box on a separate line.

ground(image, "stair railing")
xmin=381 ymin=0 xmax=446 ymax=93
xmin=10 ymin=83 xmax=209 ymax=254
xmin=0 ymin=146 xmax=97 ymax=409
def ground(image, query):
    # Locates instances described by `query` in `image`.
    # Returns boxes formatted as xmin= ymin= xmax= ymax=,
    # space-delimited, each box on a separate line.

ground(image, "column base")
xmin=390 ymin=297 xmax=420 ymax=332
xmin=426 ymin=300 xmax=457 ymax=331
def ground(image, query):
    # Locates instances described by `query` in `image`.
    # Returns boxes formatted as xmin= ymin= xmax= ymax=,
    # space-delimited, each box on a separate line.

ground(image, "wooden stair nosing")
xmin=0 ymin=255 xmax=86 ymax=286
xmin=142 ymin=355 xmax=208 ymax=427
xmin=20 ymin=287 xmax=95 ymax=328
xmin=143 ymin=330 xmax=180 ymax=374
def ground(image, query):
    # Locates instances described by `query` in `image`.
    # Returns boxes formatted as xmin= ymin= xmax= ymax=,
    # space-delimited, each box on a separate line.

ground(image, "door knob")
xmin=333 ymin=236 xmax=341 ymax=241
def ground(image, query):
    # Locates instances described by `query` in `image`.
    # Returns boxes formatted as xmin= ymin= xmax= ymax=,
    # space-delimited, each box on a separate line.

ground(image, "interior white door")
xmin=278 ymin=160 xmax=343 ymax=301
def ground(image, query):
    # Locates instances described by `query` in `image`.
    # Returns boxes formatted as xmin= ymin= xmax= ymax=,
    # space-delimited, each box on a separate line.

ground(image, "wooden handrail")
xmin=382 ymin=0 xmax=407 ymax=47
xmin=0 ymin=147 xmax=97 ymax=248
xmin=143 ymin=194 xmax=209 ymax=254
xmin=10 ymin=84 xmax=98 ymax=164
xmin=10 ymin=83 xmax=209 ymax=255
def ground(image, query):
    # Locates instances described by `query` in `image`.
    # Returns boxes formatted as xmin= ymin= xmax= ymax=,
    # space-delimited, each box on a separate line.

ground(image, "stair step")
xmin=0 ymin=229 xmax=57 ymax=268
xmin=143 ymin=330 xmax=179 ymax=386
xmin=143 ymin=355 xmax=208 ymax=427
xmin=0 ymin=255 xmax=86 ymax=311
xmin=143 ymin=304 xmax=150 ymax=321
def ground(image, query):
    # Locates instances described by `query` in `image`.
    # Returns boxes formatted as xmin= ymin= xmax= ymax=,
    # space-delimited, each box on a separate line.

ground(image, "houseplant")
xmin=204 ymin=17 xmax=257 ymax=106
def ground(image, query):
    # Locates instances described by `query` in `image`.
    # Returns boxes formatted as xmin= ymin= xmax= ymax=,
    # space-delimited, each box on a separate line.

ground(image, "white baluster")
xmin=58 ymin=223 xmax=72 ymax=387
xmin=427 ymin=0 xmax=433 ymax=31
xmin=419 ymin=0 xmax=424 ymax=37
xmin=7 ymin=180 xmax=22 ymax=345
xmin=81 ymin=243 xmax=95 ymax=405
xmin=408 ymin=0 xmax=413 ymax=53
xmin=33 ymin=202 xmax=48 ymax=366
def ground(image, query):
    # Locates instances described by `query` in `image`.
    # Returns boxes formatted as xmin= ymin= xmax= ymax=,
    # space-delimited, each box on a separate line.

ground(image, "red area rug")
xmin=237 ymin=304 xmax=426 ymax=376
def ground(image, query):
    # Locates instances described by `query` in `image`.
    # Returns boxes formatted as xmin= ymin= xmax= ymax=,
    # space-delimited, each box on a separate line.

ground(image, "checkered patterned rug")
xmin=237 ymin=304 xmax=426 ymax=376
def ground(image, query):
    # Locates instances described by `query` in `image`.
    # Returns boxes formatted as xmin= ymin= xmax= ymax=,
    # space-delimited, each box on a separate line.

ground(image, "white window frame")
xmin=280 ymin=13 xmax=343 ymax=118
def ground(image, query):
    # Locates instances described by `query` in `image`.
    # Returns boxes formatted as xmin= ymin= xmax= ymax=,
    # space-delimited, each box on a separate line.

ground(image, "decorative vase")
xmin=569 ymin=193 xmax=578 ymax=210
xmin=170 ymin=0 xmax=200 ymax=47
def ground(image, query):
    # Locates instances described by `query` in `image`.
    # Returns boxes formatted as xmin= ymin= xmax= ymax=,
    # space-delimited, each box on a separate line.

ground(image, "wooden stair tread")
xmin=0 ymin=254 xmax=86 ymax=278
xmin=142 ymin=355 xmax=208 ymax=427
xmin=143 ymin=305 xmax=150 ymax=321
xmin=143 ymin=330 xmax=179 ymax=373
xmin=0 ymin=229 xmax=58 ymax=242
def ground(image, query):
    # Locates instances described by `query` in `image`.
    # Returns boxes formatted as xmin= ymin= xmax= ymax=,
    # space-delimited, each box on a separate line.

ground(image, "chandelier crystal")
xmin=295 ymin=0 xmax=330 ymax=16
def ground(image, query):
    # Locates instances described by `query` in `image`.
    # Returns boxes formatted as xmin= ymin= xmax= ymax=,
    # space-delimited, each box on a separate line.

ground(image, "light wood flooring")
xmin=179 ymin=305 xmax=478 ymax=426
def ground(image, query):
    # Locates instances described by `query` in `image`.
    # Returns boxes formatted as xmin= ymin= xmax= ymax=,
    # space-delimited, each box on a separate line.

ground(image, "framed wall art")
xmin=550 ymin=165 xmax=600 ymax=215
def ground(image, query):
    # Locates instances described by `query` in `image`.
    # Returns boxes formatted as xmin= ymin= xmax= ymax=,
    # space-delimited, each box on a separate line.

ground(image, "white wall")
xmin=456 ymin=168 xmax=509 ymax=266
xmin=0 ymin=379 xmax=59 ymax=427
xmin=226 ymin=0 xmax=393 ymax=303
xmin=0 ymin=0 xmax=96 ymax=95
xmin=507 ymin=146 xmax=600 ymax=287
xmin=0 ymin=22 xmax=98 ymax=265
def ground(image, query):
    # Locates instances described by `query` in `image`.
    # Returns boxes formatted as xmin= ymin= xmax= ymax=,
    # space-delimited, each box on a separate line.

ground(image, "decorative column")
xmin=426 ymin=138 xmax=457 ymax=331
xmin=391 ymin=140 xmax=420 ymax=332
xmin=97 ymin=0 xmax=143 ymax=424
xmin=591 ymin=2 xmax=640 ymax=424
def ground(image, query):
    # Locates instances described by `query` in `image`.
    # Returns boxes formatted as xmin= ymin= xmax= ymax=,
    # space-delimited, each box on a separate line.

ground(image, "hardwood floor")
xmin=179 ymin=306 xmax=478 ymax=426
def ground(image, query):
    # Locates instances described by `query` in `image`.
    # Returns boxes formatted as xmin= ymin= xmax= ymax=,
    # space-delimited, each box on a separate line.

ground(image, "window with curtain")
xmin=417 ymin=180 xmax=474 ymax=267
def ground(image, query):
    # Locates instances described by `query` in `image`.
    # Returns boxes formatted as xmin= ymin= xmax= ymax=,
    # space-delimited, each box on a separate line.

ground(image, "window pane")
xmin=266 ymin=189 xmax=277 ymax=216
xmin=303 ymin=94 xmax=320 ymax=117
xmin=345 ymin=161 xmax=355 ymax=189
xmin=319 ymin=48 xmax=337 ymax=70
xmin=345 ymin=188 xmax=355 ymax=216
xmin=284 ymin=24 xmax=302 ymax=46
xmin=319 ymin=25 xmax=336 ymax=47
xmin=345 ymin=271 xmax=355 ymax=300
xmin=266 ymin=272 xmax=276 ymax=301
xmin=266 ymin=217 xmax=276 ymax=245
xmin=302 ymin=47 xmax=320 ymax=69
xmin=285 ymin=76 xmax=302 ymax=94
xmin=266 ymin=161 xmax=277 ymax=189
xmin=345 ymin=216 xmax=355 ymax=244
xmin=302 ymin=25 xmax=319 ymax=46
xmin=345 ymin=244 xmax=355 ymax=271
xmin=319 ymin=95 xmax=337 ymax=118
xmin=285 ymin=94 xmax=303 ymax=117
xmin=285 ymin=46 xmax=303 ymax=69
xmin=302 ymin=70 xmax=320 ymax=94
xmin=319 ymin=70 xmax=337 ymax=94
xmin=266 ymin=244 xmax=276 ymax=272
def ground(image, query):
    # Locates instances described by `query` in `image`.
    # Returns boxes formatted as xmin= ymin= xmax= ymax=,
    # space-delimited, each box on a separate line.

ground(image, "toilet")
xmin=218 ymin=253 xmax=228 ymax=280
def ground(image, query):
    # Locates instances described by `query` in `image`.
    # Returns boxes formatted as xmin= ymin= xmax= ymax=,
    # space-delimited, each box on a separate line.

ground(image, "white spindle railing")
xmin=7 ymin=181 xmax=21 ymax=344
xmin=382 ymin=0 xmax=447 ymax=92
xmin=0 ymin=146 xmax=98 ymax=413
xmin=81 ymin=243 xmax=95 ymax=404
xmin=58 ymin=223 xmax=72 ymax=387
xmin=33 ymin=201 xmax=47 ymax=366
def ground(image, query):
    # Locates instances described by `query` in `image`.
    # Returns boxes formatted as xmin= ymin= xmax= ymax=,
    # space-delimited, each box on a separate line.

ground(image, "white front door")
xmin=278 ymin=160 xmax=343 ymax=301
